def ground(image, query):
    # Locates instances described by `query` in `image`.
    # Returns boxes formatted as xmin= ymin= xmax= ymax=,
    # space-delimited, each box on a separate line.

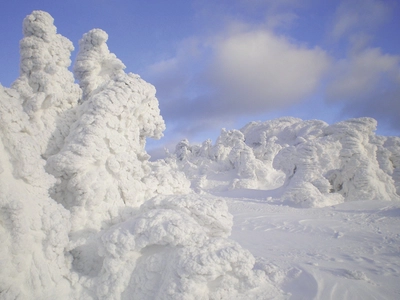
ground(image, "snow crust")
xmin=1 ymin=10 xmax=399 ymax=300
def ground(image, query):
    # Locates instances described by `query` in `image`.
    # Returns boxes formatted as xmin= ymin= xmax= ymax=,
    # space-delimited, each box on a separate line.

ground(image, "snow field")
xmin=228 ymin=198 xmax=400 ymax=299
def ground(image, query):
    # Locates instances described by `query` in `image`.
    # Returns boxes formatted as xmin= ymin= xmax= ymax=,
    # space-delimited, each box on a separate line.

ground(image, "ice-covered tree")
xmin=12 ymin=11 xmax=81 ymax=158
xmin=173 ymin=117 xmax=399 ymax=207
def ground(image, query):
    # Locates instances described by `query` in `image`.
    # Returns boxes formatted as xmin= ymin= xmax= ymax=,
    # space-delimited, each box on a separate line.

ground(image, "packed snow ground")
xmin=1 ymin=11 xmax=399 ymax=300
xmin=226 ymin=195 xmax=400 ymax=299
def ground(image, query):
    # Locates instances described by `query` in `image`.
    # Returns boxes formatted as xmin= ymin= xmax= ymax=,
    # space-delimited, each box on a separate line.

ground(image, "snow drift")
xmin=0 ymin=10 xmax=399 ymax=300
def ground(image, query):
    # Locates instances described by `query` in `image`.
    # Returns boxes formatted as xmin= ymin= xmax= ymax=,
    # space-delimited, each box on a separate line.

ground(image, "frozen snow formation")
xmin=0 ymin=11 xmax=285 ymax=300
xmin=11 ymin=11 xmax=81 ymax=159
xmin=46 ymin=27 xmax=187 ymax=234
xmin=173 ymin=117 xmax=400 ymax=208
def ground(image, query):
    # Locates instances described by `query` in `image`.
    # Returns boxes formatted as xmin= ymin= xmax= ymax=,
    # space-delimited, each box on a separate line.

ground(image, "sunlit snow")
xmin=1 ymin=11 xmax=399 ymax=300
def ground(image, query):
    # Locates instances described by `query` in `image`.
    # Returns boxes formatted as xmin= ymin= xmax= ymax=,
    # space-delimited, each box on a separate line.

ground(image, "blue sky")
xmin=1 ymin=0 xmax=399 ymax=157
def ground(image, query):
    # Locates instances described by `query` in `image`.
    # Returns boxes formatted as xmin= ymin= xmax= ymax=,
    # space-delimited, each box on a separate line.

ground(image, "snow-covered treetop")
xmin=22 ymin=10 xmax=57 ymax=40
xmin=74 ymin=29 xmax=126 ymax=98
xmin=15 ymin=10 xmax=79 ymax=103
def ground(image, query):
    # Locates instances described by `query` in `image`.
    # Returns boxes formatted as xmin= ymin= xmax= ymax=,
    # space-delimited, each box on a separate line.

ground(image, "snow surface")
xmin=0 ymin=11 xmax=399 ymax=300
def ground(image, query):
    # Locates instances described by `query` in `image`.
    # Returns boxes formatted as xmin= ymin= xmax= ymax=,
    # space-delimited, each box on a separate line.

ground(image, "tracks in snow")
xmin=226 ymin=197 xmax=400 ymax=299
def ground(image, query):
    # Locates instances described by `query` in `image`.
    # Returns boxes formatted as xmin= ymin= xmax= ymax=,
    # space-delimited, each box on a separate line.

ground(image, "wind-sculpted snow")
xmin=11 ymin=11 xmax=81 ymax=159
xmin=45 ymin=28 xmax=188 ymax=236
xmin=90 ymin=195 xmax=283 ymax=300
xmin=0 ymin=86 xmax=71 ymax=299
xmin=0 ymin=11 xmax=284 ymax=300
xmin=323 ymin=118 xmax=399 ymax=203
xmin=174 ymin=117 xmax=400 ymax=208
xmin=378 ymin=136 xmax=400 ymax=194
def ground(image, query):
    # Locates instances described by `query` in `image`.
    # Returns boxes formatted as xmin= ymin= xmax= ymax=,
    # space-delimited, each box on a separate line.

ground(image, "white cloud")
xmin=327 ymin=48 xmax=400 ymax=101
xmin=148 ymin=57 xmax=179 ymax=76
xmin=326 ymin=47 xmax=400 ymax=131
xmin=145 ymin=37 xmax=206 ymax=97
xmin=211 ymin=29 xmax=331 ymax=111
xmin=324 ymin=0 xmax=400 ymax=132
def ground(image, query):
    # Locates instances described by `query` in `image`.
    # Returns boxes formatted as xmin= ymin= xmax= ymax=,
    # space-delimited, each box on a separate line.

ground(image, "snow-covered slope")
xmin=0 ymin=10 xmax=399 ymax=300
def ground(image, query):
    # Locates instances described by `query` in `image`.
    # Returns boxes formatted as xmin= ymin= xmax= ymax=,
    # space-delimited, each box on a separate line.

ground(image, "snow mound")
xmin=0 ymin=11 xmax=284 ymax=299
xmin=173 ymin=117 xmax=400 ymax=207
xmin=92 ymin=195 xmax=283 ymax=299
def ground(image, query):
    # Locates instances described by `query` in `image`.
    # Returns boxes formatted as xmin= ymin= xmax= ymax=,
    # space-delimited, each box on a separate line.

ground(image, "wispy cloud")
xmin=326 ymin=47 xmax=400 ymax=131
xmin=327 ymin=48 xmax=400 ymax=100
xmin=324 ymin=0 xmax=400 ymax=133
xmin=330 ymin=0 xmax=390 ymax=41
